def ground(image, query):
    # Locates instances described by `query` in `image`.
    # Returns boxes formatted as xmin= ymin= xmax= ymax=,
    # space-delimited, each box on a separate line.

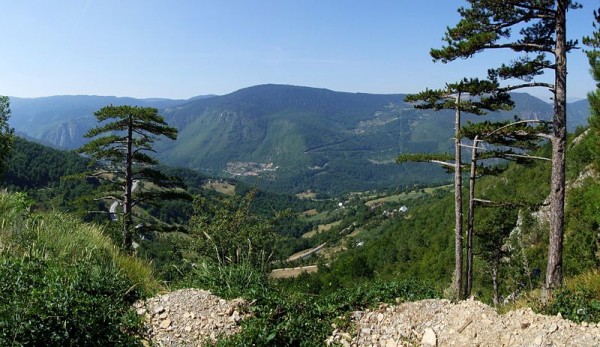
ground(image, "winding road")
xmin=108 ymin=180 xmax=139 ymax=221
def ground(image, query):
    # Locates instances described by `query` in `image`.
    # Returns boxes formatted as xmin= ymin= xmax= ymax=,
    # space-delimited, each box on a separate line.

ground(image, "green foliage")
xmin=179 ymin=260 xmax=270 ymax=299
xmin=0 ymin=191 xmax=159 ymax=345
xmin=218 ymin=278 xmax=437 ymax=346
xmin=0 ymin=257 xmax=143 ymax=346
xmin=189 ymin=190 xmax=279 ymax=267
xmin=0 ymin=95 xmax=15 ymax=182
xmin=430 ymin=0 xmax=580 ymax=71
xmin=405 ymin=78 xmax=513 ymax=115
xmin=77 ymin=105 xmax=185 ymax=249
xmin=564 ymin=178 xmax=600 ymax=275
xmin=543 ymin=287 xmax=600 ymax=323
xmin=584 ymin=9 xmax=600 ymax=170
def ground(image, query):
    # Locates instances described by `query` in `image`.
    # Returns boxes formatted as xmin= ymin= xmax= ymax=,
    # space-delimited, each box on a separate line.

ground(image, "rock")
xmin=325 ymin=298 xmax=600 ymax=347
xmin=421 ymin=328 xmax=437 ymax=347
xmin=230 ymin=310 xmax=241 ymax=323
xmin=135 ymin=289 xmax=248 ymax=346
xmin=159 ymin=318 xmax=172 ymax=329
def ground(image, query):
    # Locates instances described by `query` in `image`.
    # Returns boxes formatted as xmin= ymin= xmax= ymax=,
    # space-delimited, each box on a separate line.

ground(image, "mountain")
xmin=154 ymin=84 xmax=575 ymax=194
xmin=9 ymin=95 xmax=189 ymax=149
xmin=7 ymin=85 xmax=590 ymax=195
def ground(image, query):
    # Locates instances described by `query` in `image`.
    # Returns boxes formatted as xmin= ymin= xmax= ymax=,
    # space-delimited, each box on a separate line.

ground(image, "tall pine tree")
xmin=78 ymin=105 xmax=183 ymax=251
xmin=431 ymin=0 xmax=580 ymax=297
xmin=401 ymin=78 xmax=512 ymax=299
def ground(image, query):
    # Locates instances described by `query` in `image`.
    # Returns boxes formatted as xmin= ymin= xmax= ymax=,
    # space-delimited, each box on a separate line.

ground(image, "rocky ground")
xmin=134 ymin=289 xmax=248 ymax=347
xmin=136 ymin=290 xmax=600 ymax=346
xmin=328 ymin=298 xmax=600 ymax=347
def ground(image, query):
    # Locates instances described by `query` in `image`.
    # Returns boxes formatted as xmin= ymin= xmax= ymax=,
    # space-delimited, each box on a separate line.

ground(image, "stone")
xmin=421 ymin=328 xmax=437 ymax=347
xmin=230 ymin=310 xmax=241 ymax=323
xmin=159 ymin=318 xmax=172 ymax=329
xmin=154 ymin=306 xmax=165 ymax=314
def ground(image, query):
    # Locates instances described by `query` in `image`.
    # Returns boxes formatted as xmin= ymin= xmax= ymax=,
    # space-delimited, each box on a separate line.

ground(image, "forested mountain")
xmin=8 ymin=95 xmax=191 ymax=149
xmin=8 ymin=85 xmax=590 ymax=195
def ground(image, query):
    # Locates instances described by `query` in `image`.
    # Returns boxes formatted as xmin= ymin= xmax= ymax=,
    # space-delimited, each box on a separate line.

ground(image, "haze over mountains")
xmin=8 ymin=84 xmax=591 ymax=194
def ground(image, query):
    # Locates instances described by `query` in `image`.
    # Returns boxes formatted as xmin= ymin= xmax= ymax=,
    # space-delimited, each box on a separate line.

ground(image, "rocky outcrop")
xmin=135 ymin=289 xmax=247 ymax=347
xmin=327 ymin=298 xmax=600 ymax=347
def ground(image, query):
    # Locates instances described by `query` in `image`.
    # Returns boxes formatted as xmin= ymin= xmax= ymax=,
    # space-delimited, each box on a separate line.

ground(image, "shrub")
xmin=0 ymin=256 xmax=143 ymax=346
xmin=218 ymin=278 xmax=438 ymax=346
xmin=543 ymin=287 xmax=600 ymax=323
xmin=178 ymin=259 xmax=270 ymax=299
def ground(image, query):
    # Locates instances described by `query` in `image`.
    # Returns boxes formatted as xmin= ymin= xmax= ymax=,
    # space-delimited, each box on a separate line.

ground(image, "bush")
xmin=218 ymin=278 xmax=438 ymax=346
xmin=0 ymin=256 xmax=143 ymax=346
xmin=541 ymin=270 xmax=600 ymax=323
xmin=178 ymin=259 xmax=270 ymax=299
xmin=543 ymin=287 xmax=600 ymax=323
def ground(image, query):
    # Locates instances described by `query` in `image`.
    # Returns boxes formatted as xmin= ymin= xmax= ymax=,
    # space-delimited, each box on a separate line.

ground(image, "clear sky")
xmin=1 ymin=1 xmax=598 ymax=100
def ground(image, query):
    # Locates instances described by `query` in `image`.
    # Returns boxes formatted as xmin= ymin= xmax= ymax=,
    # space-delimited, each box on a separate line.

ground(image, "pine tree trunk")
xmin=454 ymin=94 xmax=464 ymax=300
xmin=465 ymin=136 xmax=478 ymax=298
xmin=123 ymin=114 xmax=134 ymax=252
xmin=545 ymin=0 xmax=567 ymax=299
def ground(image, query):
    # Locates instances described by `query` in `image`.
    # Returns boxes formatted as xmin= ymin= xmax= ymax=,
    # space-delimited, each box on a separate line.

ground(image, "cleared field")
xmin=296 ymin=191 xmax=317 ymax=199
xmin=288 ymin=243 xmax=326 ymax=261
xmin=348 ymin=228 xmax=363 ymax=237
xmin=318 ymin=220 xmax=341 ymax=232
xmin=301 ymin=209 xmax=319 ymax=217
xmin=269 ymin=265 xmax=318 ymax=279
xmin=302 ymin=210 xmax=332 ymax=222
xmin=301 ymin=230 xmax=318 ymax=238
xmin=202 ymin=181 xmax=236 ymax=195
xmin=365 ymin=185 xmax=450 ymax=207
xmin=302 ymin=220 xmax=342 ymax=238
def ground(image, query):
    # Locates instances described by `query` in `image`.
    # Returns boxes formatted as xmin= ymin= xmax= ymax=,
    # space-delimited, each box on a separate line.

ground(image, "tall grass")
xmin=0 ymin=191 xmax=161 ymax=294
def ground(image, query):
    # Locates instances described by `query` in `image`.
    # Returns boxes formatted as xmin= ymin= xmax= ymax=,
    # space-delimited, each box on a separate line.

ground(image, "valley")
xmin=8 ymin=84 xmax=590 ymax=195
xmin=0 ymin=85 xmax=598 ymax=345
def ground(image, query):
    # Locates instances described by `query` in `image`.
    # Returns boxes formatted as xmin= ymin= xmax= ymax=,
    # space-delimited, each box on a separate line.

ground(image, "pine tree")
xmin=431 ymin=0 xmax=581 ymax=297
xmin=0 ymin=96 xmax=15 ymax=182
xmin=461 ymin=118 xmax=550 ymax=297
xmin=400 ymin=78 xmax=512 ymax=299
xmin=584 ymin=9 xmax=600 ymax=144
xmin=78 ymin=105 xmax=184 ymax=251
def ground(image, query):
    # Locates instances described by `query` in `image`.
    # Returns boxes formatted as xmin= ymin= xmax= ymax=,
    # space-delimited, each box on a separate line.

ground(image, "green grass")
xmin=0 ymin=191 xmax=162 ymax=345
xmin=364 ymin=185 xmax=451 ymax=206
xmin=0 ymin=192 xmax=161 ymax=294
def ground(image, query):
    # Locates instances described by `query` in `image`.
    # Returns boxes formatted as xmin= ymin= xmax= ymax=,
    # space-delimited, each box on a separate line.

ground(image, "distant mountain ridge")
xmin=7 ymin=84 xmax=591 ymax=194
xmin=9 ymin=95 xmax=189 ymax=149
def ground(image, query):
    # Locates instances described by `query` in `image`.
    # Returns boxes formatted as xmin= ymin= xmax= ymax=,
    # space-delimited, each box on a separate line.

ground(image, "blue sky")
xmin=1 ymin=1 xmax=598 ymax=100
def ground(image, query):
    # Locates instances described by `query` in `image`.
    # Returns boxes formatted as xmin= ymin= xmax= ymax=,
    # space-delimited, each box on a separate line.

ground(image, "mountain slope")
xmin=155 ymin=85 xmax=574 ymax=194
xmin=9 ymin=95 xmax=191 ymax=149
xmin=8 ymin=85 xmax=589 ymax=194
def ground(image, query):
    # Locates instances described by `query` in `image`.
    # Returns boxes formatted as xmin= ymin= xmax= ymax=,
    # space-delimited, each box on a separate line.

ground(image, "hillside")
xmin=7 ymin=84 xmax=589 ymax=195
xmin=2 ymin=105 xmax=600 ymax=346
xmin=9 ymin=95 xmax=189 ymax=149
xmin=156 ymin=85 xmax=564 ymax=194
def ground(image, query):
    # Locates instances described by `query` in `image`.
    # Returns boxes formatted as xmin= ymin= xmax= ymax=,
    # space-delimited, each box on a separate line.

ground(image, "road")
xmin=108 ymin=180 xmax=139 ymax=221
